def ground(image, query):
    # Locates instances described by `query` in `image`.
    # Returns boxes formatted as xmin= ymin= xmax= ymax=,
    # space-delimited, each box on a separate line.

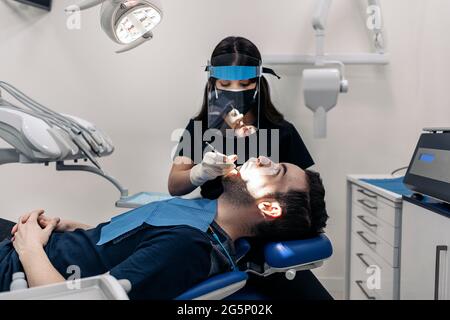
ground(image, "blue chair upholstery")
xmin=175 ymin=271 xmax=248 ymax=300
xmin=176 ymin=234 xmax=333 ymax=300
xmin=234 ymin=238 xmax=251 ymax=262
xmin=264 ymin=234 xmax=333 ymax=268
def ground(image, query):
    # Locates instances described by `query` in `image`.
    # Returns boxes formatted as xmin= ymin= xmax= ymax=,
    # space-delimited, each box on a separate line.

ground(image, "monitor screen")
xmin=404 ymin=132 xmax=450 ymax=204
xmin=15 ymin=0 xmax=52 ymax=10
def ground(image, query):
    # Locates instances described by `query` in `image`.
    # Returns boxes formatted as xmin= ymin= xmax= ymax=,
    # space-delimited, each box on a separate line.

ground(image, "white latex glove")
xmin=190 ymin=151 xmax=237 ymax=187
xmin=240 ymin=156 xmax=281 ymax=181
xmin=224 ymin=108 xmax=244 ymax=129
xmin=235 ymin=125 xmax=257 ymax=138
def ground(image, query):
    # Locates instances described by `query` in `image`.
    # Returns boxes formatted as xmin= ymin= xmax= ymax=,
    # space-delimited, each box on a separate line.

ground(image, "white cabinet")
xmin=400 ymin=200 xmax=450 ymax=300
xmin=346 ymin=175 xmax=403 ymax=300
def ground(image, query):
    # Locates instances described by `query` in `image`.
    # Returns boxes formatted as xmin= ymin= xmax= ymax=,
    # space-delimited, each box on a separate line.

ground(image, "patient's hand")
xmin=11 ymin=210 xmax=59 ymax=256
xmin=11 ymin=211 xmax=62 ymax=236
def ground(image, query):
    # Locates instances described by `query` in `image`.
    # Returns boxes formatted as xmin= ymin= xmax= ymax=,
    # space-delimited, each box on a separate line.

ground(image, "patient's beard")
xmin=222 ymin=174 xmax=255 ymax=207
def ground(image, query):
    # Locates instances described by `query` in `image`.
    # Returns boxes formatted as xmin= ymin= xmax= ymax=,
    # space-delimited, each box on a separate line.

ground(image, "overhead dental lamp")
xmin=67 ymin=0 xmax=163 ymax=53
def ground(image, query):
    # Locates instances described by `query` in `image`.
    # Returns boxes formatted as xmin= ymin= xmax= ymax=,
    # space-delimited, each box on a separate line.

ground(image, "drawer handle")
xmin=357 ymin=215 xmax=378 ymax=228
xmin=434 ymin=245 xmax=448 ymax=300
xmin=355 ymin=281 xmax=376 ymax=300
xmin=358 ymin=199 xmax=378 ymax=210
xmin=357 ymin=231 xmax=377 ymax=246
xmin=358 ymin=189 xmax=377 ymax=199
xmin=356 ymin=253 xmax=371 ymax=268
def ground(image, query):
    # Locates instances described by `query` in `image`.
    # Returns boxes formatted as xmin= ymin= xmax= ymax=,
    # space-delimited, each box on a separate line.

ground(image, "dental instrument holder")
xmin=0 ymin=82 xmax=142 ymax=208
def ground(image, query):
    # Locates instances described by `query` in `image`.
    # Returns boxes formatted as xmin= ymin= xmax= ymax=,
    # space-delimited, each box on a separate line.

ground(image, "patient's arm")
xmin=19 ymin=246 xmax=66 ymax=288
xmin=12 ymin=210 xmax=65 ymax=287
xmin=11 ymin=214 xmax=93 ymax=235
xmin=57 ymin=219 xmax=93 ymax=232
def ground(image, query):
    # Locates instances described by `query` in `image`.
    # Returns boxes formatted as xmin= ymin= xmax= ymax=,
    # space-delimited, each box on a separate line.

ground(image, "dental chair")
xmin=0 ymin=82 xmax=333 ymax=300
xmin=176 ymin=234 xmax=333 ymax=300
xmin=0 ymin=234 xmax=332 ymax=300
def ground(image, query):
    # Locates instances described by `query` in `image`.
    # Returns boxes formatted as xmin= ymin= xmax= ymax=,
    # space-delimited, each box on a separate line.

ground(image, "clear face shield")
xmin=206 ymin=54 xmax=262 ymax=138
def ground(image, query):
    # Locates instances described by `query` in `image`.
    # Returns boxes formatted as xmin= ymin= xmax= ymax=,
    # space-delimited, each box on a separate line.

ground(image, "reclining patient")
xmin=0 ymin=156 xmax=328 ymax=299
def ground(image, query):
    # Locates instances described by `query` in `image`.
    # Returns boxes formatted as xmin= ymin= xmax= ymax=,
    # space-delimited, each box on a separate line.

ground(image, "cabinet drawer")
xmin=350 ymin=280 xmax=379 ymax=300
xmin=352 ymin=186 xmax=400 ymax=227
xmin=352 ymin=185 xmax=378 ymax=212
xmin=351 ymin=232 xmax=397 ymax=299
xmin=352 ymin=219 xmax=399 ymax=267
xmin=352 ymin=205 xmax=399 ymax=247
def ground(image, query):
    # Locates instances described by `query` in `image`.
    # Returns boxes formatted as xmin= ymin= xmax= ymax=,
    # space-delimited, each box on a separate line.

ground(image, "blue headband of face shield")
xmin=207 ymin=65 xmax=281 ymax=81
xmin=209 ymin=66 xmax=261 ymax=81
xmin=206 ymin=53 xmax=281 ymax=81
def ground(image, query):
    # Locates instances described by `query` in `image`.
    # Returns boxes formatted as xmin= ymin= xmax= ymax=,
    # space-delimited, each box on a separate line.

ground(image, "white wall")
xmin=1 ymin=0 xmax=450 ymax=293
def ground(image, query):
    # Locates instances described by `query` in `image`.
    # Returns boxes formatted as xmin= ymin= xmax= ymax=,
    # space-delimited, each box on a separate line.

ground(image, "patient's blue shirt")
xmin=0 ymin=200 xmax=235 ymax=300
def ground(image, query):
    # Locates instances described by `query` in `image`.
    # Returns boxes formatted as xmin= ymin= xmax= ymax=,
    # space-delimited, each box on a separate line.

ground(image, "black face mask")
xmin=213 ymin=88 xmax=258 ymax=115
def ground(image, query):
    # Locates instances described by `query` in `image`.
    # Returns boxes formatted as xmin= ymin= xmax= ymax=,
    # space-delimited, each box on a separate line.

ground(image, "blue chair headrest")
xmin=234 ymin=238 xmax=251 ymax=261
xmin=264 ymin=234 xmax=333 ymax=268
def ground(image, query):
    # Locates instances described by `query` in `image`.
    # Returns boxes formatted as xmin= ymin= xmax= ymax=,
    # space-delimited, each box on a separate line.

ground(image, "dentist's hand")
xmin=11 ymin=210 xmax=59 ymax=256
xmin=190 ymin=151 xmax=238 ymax=186
xmin=224 ymin=108 xmax=244 ymax=129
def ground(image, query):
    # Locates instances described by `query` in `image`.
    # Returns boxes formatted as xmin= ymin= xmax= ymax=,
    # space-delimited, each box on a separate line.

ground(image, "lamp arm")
xmin=66 ymin=0 xmax=106 ymax=11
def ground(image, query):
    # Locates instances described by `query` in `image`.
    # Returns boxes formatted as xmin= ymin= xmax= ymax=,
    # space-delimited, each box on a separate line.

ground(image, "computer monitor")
xmin=404 ymin=129 xmax=450 ymax=203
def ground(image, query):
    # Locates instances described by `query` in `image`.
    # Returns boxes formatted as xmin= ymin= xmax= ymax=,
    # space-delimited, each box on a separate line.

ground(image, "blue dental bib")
xmin=97 ymin=198 xmax=217 ymax=246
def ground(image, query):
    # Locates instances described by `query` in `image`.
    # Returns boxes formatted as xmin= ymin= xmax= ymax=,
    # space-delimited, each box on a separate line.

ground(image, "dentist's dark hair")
xmin=253 ymin=170 xmax=329 ymax=241
xmin=195 ymin=36 xmax=284 ymax=126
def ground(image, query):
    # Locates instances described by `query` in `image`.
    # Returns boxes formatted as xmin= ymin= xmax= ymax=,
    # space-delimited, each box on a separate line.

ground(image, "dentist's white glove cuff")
xmin=190 ymin=151 xmax=236 ymax=187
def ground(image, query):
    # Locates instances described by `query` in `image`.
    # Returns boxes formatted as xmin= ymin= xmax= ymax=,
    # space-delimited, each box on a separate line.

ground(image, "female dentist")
xmin=168 ymin=37 xmax=331 ymax=299
xmin=169 ymin=36 xmax=314 ymax=199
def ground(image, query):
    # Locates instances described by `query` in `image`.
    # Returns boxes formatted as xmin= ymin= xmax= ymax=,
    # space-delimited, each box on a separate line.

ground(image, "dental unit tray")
xmin=0 ymin=275 xmax=130 ymax=300
xmin=0 ymin=81 xmax=153 ymax=208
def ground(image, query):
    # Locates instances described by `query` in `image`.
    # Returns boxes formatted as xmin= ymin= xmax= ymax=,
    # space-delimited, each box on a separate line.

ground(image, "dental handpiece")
xmin=205 ymin=142 xmax=218 ymax=154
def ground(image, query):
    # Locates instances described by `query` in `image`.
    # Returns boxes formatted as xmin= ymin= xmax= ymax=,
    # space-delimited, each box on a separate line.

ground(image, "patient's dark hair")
xmin=253 ymin=171 xmax=328 ymax=241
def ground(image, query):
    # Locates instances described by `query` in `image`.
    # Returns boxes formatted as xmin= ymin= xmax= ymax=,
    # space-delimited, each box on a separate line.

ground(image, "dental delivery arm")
xmin=18 ymin=246 xmax=65 ymax=288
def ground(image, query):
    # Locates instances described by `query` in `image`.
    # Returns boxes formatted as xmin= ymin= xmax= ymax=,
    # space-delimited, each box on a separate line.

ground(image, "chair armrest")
xmin=175 ymin=271 xmax=248 ymax=300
